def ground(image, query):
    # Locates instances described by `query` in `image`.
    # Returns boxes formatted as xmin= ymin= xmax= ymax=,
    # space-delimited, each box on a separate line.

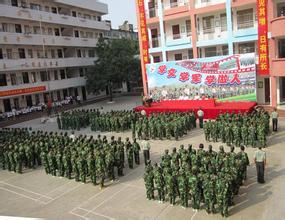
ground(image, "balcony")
xmin=197 ymin=27 xmax=228 ymax=46
xmin=0 ymin=57 xmax=96 ymax=72
xmin=0 ymin=4 xmax=110 ymax=31
xmin=195 ymin=0 xmax=226 ymax=8
xmin=53 ymin=0 xmax=108 ymax=14
xmin=150 ymin=37 xmax=161 ymax=48
xmin=0 ymin=32 xmax=98 ymax=47
xmin=163 ymin=0 xmax=189 ymax=10
xmin=0 ymin=77 xmax=86 ymax=96
xmin=271 ymin=16 xmax=285 ymax=38
xmin=165 ymin=33 xmax=192 ymax=47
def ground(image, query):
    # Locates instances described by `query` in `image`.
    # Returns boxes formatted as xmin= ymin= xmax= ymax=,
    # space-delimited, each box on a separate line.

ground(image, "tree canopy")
xmin=86 ymin=37 xmax=141 ymax=98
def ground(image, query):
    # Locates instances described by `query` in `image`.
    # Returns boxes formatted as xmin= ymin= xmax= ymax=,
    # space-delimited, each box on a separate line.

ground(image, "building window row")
xmin=0 ymin=47 xmax=96 ymax=60
xmin=6 ymin=0 xmax=102 ymax=22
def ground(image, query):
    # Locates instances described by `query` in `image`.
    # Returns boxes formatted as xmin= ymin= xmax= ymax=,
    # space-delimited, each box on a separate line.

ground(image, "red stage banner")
xmin=137 ymin=0 xmax=149 ymax=64
xmin=0 ymin=86 xmax=46 ymax=97
xmin=257 ymin=0 xmax=269 ymax=75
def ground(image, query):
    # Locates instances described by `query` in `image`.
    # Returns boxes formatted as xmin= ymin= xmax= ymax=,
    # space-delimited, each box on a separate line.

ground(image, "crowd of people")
xmin=0 ymin=128 xmax=142 ymax=188
xmin=203 ymin=111 xmax=270 ymax=147
xmin=149 ymin=84 xmax=256 ymax=101
xmin=144 ymin=144 xmax=250 ymax=217
xmin=57 ymin=110 xmax=197 ymax=141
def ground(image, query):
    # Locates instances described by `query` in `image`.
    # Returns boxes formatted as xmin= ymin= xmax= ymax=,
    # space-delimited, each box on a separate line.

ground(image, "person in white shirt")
xmin=141 ymin=134 xmax=150 ymax=165
xmin=69 ymin=131 xmax=76 ymax=142
xmin=197 ymin=108 xmax=204 ymax=128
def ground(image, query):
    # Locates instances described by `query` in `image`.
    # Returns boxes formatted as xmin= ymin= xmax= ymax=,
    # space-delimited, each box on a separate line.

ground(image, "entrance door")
xmin=172 ymin=25 xmax=180 ymax=39
xmin=26 ymin=95 xmax=33 ymax=107
xmin=3 ymin=99 xmax=11 ymax=112
xmin=280 ymin=77 xmax=285 ymax=102
xmin=264 ymin=78 xmax=270 ymax=103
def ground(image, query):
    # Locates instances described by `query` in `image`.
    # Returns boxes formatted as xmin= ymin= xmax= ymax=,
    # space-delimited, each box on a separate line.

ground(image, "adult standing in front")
xmin=253 ymin=146 xmax=266 ymax=184
xmin=197 ymin=108 xmax=204 ymax=129
xmin=141 ymin=134 xmax=150 ymax=166
xmin=271 ymin=108 xmax=279 ymax=132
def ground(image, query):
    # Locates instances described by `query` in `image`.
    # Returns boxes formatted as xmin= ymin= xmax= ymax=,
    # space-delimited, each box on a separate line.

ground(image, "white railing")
xmin=150 ymin=37 xmax=161 ymax=48
xmin=195 ymin=0 xmax=226 ymax=8
xmin=237 ymin=14 xmax=255 ymax=29
xmin=166 ymin=32 xmax=191 ymax=41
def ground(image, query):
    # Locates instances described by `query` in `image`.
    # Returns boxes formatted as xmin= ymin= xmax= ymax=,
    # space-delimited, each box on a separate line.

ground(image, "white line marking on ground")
xmin=45 ymin=184 xmax=82 ymax=204
xmin=120 ymin=183 xmax=145 ymax=190
xmin=69 ymin=211 xmax=87 ymax=219
xmin=0 ymin=181 xmax=52 ymax=200
xmin=78 ymin=208 xmax=115 ymax=220
xmin=83 ymin=186 xmax=128 ymax=217
xmin=0 ymin=187 xmax=46 ymax=204
xmin=191 ymin=209 xmax=198 ymax=220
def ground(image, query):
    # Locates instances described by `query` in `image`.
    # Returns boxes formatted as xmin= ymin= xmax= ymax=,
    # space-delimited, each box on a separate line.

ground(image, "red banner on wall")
xmin=0 ymin=86 xmax=46 ymax=97
xmin=137 ymin=0 xmax=150 ymax=64
xmin=257 ymin=0 xmax=269 ymax=75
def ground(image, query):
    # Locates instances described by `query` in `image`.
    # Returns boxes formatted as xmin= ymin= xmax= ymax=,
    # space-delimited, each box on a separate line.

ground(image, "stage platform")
xmin=134 ymin=99 xmax=257 ymax=119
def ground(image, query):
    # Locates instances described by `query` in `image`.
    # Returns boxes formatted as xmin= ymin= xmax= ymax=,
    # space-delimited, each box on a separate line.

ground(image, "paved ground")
xmin=1 ymin=96 xmax=285 ymax=220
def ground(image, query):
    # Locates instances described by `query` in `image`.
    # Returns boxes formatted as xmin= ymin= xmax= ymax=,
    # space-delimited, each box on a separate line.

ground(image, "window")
xmin=222 ymin=45 xmax=228 ymax=55
xmin=97 ymin=16 xmax=102 ymax=21
xmin=153 ymin=56 xmax=160 ymax=63
xmin=11 ymin=0 xmax=18 ymax=7
xmin=277 ymin=3 xmax=285 ymax=17
xmin=237 ymin=9 xmax=254 ymax=29
xmin=18 ymin=48 xmax=26 ymax=59
xmin=82 ymin=50 xmax=86 ymax=58
xmin=0 ymin=74 xmax=7 ymax=86
xmin=172 ymin=25 xmax=180 ymax=39
xmin=51 ymin=7 xmax=57 ymax=14
xmin=22 ymin=72 xmax=29 ymax=84
xmin=54 ymin=70 xmax=58 ymax=80
xmin=54 ymin=28 xmax=60 ymax=36
xmin=174 ymin=53 xmax=182 ymax=61
xmin=31 ymin=72 xmax=37 ymax=83
xmin=27 ymin=49 xmax=33 ymax=58
xmin=2 ymin=23 xmax=8 ymax=32
xmin=10 ymin=73 xmax=17 ymax=85
xmin=30 ymin=3 xmax=41 ymax=10
xmin=170 ymin=0 xmax=178 ymax=8
xmin=0 ymin=49 xmax=3 ymax=59
xmin=88 ymin=50 xmax=95 ymax=57
xmin=57 ymin=91 xmax=61 ymax=101
xmin=40 ymin=71 xmax=49 ymax=82
xmin=15 ymin=24 xmax=22 ymax=33
xmin=37 ymin=50 xmax=44 ymax=58
xmin=44 ymin=6 xmax=49 ymax=12
xmin=188 ymin=49 xmax=193 ymax=59
xmin=51 ymin=49 xmax=55 ymax=58
xmin=205 ymin=47 xmax=217 ymax=57
xmin=220 ymin=13 xmax=227 ymax=32
xmin=60 ymin=70 xmax=66 ymax=79
xmin=203 ymin=16 xmax=215 ymax=34
xmin=35 ymin=94 xmax=40 ymax=105
xmin=278 ymin=39 xmax=285 ymax=58
xmin=13 ymin=98 xmax=19 ymax=110
xmin=238 ymin=42 xmax=255 ymax=54
xmin=186 ymin=20 xmax=191 ymax=36
xmin=74 ymin=30 xmax=79 ymax=38
xmin=48 ymin=28 xmax=53 ymax=35
xmin=72 ymin=11 xmax=77 ymax=17
xmin=33 ymin=26 xmax=41 ymax=34
xmin=57 ymin=49 xmax=63 ymax=58
xmin=79 ymin=68 xmax=84 ymax=77
xmin=7 ymin=49 xmax=12 ymax=59
xmin=24 ymin=25 xmax=30 ymax=34
xmin=77 ymin=49 xmax=82 ymax=58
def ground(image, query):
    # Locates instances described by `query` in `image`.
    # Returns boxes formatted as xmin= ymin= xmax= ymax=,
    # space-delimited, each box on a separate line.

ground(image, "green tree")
xmin=86 ymin=37 xmax=141 ymax=101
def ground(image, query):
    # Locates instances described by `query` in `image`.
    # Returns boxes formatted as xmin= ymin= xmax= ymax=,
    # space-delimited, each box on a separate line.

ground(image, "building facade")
xmin=137 ymin=0 xmax=285 ymax=109
xmin=0 ymin=0 xmax=109 ymax=113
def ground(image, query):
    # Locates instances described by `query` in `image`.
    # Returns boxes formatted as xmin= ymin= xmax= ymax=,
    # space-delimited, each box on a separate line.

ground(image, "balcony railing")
xmin=195 ymin=0 xmax=226 ymax=8
xmin=148 ymin=7 xmax=158 ymax=18
xmin=166 ymin=32 xmax=191 ymax=41
xmin=151 ymin=37 xmax=161 ymax=48
xmin=203 ymin=27 xmax=215 ymax=34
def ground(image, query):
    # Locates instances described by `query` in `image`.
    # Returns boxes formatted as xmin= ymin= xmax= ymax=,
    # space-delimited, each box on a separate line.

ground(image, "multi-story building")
xmin=0 ymin=0 xmax=109 ymax=113
xmin=138 ymin=0 xmax=285 ymax=109
xmin=104 ymin=20 xmax=138 ymax=41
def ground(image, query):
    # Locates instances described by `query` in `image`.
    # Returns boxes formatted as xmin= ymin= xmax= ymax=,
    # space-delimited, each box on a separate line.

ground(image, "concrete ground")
xmin=1 ymin=96 xmax=285 ymax=220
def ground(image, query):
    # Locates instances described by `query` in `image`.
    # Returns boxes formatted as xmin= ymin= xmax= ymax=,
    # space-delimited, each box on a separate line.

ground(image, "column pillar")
xmin=271 ymin=76 xmax=277 ymax=108
xmin=157 ymin=0 xmax=167 ymax=61
xmin=226 ymin=0 xmax=233 ymax=55
xmin=189 ymin=0 xmax=198 ymax=58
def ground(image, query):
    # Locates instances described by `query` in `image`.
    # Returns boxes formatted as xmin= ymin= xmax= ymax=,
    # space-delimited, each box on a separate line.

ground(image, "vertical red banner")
xmin=257 ymin=0 xmax=269 ymax=75
xmin=136 ymin=0 xmax=150 ymax=95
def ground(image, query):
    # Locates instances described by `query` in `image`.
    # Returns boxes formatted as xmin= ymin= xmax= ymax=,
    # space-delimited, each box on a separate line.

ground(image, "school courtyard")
xmin=1 ymin=96 xmax=285 ymax=220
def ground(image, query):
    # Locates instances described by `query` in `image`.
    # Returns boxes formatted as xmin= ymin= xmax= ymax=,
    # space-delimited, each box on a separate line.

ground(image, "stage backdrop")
xmin=146 ymin=53 xmax=256 ymax=102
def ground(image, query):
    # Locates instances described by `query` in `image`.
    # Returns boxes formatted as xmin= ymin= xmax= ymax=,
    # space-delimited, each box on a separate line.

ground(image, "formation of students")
xmin=144 ymin=144 xmax=250 ymax=217
xmin=0 ymin=128 xmax=141 ymax=189
xmin=203 ymin=111 xmax=270 ymax=147
xmin=57 ymin=110 xmax=197 ymax=140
